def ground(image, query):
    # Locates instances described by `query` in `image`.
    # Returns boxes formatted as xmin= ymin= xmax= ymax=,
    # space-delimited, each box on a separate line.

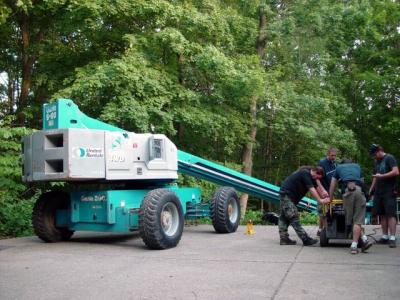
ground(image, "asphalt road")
xmin=0 ymin=225 xmax=399 ymax=300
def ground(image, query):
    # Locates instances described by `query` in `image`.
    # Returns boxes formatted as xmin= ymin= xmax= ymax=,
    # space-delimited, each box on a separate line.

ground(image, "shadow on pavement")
xmin=69 ymin=231 xmax=140 ymax=244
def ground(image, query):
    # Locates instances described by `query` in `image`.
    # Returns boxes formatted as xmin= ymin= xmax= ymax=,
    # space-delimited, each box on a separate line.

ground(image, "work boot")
xmin=359 ymin=240 xmax=373 ymax=253
xmin=280 ymin=237 xmax=297 ymax=245
xmin=303 ymin=237 xmax=318 ymax=246
xmin=389 ymin=240 xmax=396 ymax=248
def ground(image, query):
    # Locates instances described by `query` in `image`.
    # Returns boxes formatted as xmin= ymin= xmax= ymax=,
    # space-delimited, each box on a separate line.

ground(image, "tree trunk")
xmin=15 ymin=12 xmax=45 ymax=125
xmin=7 ymin=77 xmax=15 ymax=114
xmin=240 ymin=4 xmax=267 ymax=217
xmin=16 ymin=14 xmax=31 ymax=124
xmin=240 ymin=96 xmax=258 ymax=216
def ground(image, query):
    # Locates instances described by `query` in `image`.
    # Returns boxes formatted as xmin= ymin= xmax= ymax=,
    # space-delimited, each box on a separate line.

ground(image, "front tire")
xmin=139 ymin=189 xmax=184 ymax=250
xmin=32 ymin=191 xmax=74 ymax=242
xmin=210 ymin=187 xmax=240 ymax=233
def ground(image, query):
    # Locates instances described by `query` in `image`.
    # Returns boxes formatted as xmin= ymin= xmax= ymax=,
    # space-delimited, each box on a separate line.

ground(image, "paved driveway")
xmin=0 ymin=225 xmax=399 ymax=300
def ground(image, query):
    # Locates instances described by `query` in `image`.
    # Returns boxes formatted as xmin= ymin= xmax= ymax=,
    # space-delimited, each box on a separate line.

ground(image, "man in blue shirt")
xmin=329 ymin=159 xmax=372 ymax=254
xmin=317 ymin=147 xmax=338 ymax=235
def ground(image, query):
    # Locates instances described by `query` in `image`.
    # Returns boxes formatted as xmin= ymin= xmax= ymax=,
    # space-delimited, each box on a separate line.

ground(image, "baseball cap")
xmin=368 ymin=144 xmax=380 ymax=156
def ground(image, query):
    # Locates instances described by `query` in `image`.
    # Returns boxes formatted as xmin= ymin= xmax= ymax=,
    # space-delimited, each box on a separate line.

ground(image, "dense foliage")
xmin=0 ymin=0 xmax=398 ymax=237
xmin=0 ymin=119 xmax=37 ymax=237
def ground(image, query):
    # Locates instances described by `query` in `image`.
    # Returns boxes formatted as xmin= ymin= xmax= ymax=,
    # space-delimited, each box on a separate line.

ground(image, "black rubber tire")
xmin=139 ymin=189 xmax=184 ymax=250
xmin=320 ymin=227 xmax=329 ymax=247
xmin=32 ymin=191 xmax=74 ymax=242
xmin=210 ymin=187 xmax=240 ymax=233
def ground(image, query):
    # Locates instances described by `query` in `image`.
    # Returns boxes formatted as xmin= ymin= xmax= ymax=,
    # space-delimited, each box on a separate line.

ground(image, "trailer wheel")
xmin=139 ymin=189 xmax=184 ymax=250
xmin=32 ymin=191 xmax=74 ymax=242
xmin=210 ymin=187 xmax=240 ymax=233
xmin=319 ymin=227 xmax=329 ymax=247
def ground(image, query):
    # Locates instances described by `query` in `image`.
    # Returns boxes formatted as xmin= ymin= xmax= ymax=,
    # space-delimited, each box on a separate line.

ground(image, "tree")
xmin=239 ymin=3 xmax=268 ymax=216
xmin=322 ymin=0 xmax=400 ymax=170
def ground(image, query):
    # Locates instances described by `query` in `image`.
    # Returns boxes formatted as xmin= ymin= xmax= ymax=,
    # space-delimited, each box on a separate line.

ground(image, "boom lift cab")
xmin=23 ymin=99 xmax=317 ymax=249
xmin=23 ymin=129 xmax=178 ymax=182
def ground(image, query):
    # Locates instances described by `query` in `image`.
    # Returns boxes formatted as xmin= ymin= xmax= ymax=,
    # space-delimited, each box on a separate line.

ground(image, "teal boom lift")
xmin=22 ymin=99 xmax=316 ymax=249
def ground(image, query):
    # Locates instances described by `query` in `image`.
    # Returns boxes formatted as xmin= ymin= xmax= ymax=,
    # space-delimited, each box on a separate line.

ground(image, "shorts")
xmin=372 ymin=191 xmax=397 ymax=217
xmin=343 ymin=186 xmax=366 ymax=225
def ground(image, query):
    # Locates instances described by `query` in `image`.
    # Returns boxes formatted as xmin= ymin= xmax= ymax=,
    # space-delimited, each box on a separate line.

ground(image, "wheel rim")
xmin=228 ymin=198 xmax=239 ymax=223
xmin=160 ymin=202 xmax=179 ymax=236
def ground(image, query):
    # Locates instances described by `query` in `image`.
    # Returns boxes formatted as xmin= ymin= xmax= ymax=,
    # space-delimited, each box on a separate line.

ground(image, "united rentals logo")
xmin=72 ymin=147 xmax=104 ymax=158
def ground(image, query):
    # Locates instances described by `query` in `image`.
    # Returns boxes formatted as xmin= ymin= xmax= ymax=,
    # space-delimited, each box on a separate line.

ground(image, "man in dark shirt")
xmin=329 ymin=159 xmax=373 ymax=254
xmin=369 ymin=144 xmax=399 ymax=248
xmin=317 ymin=147 xmax=337 ymax=235
xmin=278 ymin=166 xmax=330 ymax=246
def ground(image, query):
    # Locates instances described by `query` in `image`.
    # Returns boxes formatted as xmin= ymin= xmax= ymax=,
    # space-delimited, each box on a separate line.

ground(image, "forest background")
xmin=0 ymin=0 xmax=399 ymax=237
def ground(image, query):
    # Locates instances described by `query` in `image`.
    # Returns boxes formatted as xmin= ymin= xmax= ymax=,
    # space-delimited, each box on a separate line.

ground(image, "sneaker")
xmin=280 ymin=237 xmax=297 ymax=245
xmin=303 ymin=237 xmax=318 ymax=246
xmin=350 ymin=246 xmax=359 ymax=254
xmin=377 ymin=238 xmax=389 ymax=244
xmin=389 ymin=240 xmax=396 ymax=248
xmin=360 ymin=240 xmax=373 ymax=253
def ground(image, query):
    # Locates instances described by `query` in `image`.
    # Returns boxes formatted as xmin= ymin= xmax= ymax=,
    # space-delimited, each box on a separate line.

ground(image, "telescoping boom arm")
xmin=40 ymin=99 xmax=317 ymax=212
xmin=177 ymin=151 xmax=316 ymax=212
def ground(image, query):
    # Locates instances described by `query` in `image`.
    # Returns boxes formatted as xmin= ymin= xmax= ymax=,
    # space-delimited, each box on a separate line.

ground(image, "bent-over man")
xmin=329 ymin=159 xmax=373 ymax=254
xmin=278 ymin=166 xmax=330 ymax=246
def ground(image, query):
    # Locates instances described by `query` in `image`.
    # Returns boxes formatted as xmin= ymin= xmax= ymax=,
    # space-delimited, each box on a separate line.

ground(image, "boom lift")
xmin=23 ymin=99 xmax=317 ymax=249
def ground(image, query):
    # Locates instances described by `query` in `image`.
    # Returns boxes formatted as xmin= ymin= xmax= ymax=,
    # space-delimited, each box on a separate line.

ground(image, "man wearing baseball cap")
xmin=369 ymin=144 xmax=399 ymax=248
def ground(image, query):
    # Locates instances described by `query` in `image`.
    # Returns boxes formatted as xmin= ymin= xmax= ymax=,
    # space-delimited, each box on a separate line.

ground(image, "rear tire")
xmin=210 ymin=187 xmax=240 ymax=233
xmin=320 ymin=227 xmax=329 ymax=247
xmin=139 ymin=189 xmax=184 ymax=249
xmin=32 ymin=191 xmax=74 ymax=242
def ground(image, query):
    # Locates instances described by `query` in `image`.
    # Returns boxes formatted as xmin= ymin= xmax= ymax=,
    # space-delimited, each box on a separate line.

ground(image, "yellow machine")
xmin=319 ymin=199 xmax=351 ymax=247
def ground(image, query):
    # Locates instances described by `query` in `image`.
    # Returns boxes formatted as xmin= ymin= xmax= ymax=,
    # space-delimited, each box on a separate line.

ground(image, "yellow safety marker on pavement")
xmin=245 ymin=219 xmax=255 ymax=235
